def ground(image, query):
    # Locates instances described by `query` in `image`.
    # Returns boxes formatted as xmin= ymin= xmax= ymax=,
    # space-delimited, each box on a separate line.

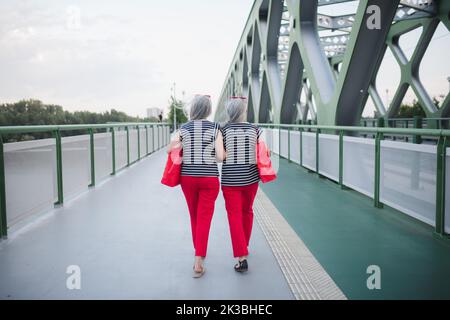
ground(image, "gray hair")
xmin=190 ymin=95 xmax=212 ymax=120
xmin=226 ymin=98 xmax=247 ymax=123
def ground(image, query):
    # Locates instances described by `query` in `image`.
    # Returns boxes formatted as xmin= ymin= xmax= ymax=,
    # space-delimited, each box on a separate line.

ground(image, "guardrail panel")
xmin=343 ymin=136 xmax=375 ymax=198
xmin=289 ymin=131 xmax=301 ymax=165
xmin=61 ymin=135 xmax=90 ymax=200
xmin=380 ymin=141 xmax=437 ymax=227
xmin=158 ymin=126 xmax=163 ymax=149
xmin=302 ymin=132 xmax=316 ymax=171
xmin=261 ymin=128 xmax=273 ymax=151
xmin=94 ymin=132 xmax=113 ymax=182
xmin=318 ymin=134 xmax=339 ymax=182
xmin=115 ymin=131 xmax=128 ymax=170
xmin=129 ymin=128 xmax=139 ymax=163
xmin=4 ymin=139 xmax=57 ymax=226
xmin=139 ymin=128 xmax=146 ymax=157
xmin=273 ymin=129 xmax=280 ymax=155
xmin=153 ymin=126 xmax=160 ymax=151
xmin=279 ymin=129 xmax=289 ymax=159
xmin=444 ymin=148 xmax=450 ymax=235
xmin=148 ymin=127 xmax=154 ymax=153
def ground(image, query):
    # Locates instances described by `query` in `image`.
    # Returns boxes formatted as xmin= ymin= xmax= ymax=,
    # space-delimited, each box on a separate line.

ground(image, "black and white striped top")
xmin=221 ymin=122 xmax=261 ymax=186
xmin=180 ymin=120 xmax=220 ymax=177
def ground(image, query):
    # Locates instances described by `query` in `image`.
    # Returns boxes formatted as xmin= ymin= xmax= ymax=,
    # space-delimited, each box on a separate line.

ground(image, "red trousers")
xmin=180 ymin=176 xmax=219 ymax=257
xmin=222 ymin=183 xmax=259 ymax=258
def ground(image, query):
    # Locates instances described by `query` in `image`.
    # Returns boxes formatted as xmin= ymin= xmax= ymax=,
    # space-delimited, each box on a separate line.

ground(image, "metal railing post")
xmin=435 ymin=135 xmax=448 ymax=236
xmin=126 ymin=126 xmax=130 ymax=166
xmin=164 ymin=125 xmax=167 ymax=146
xmin=288 ymin=128 xmax=291 ymax=163
xmin=392 ymin=119 xmax=397 ymax=141
xmin=405 ymin=120 xmax=409 ymax=142
xmin=377 ymin=117 xmax=385 ymax=140
xmin=111 ymin=127 xmax=116 ymax=175
xmin=278 ymin=126 xmax=281 ymax=157
xmin=89 ymin=128 xmax=95 ymax=187
xmin=137 ymin=125 xmax=141 ymax=160
xmin=363 ymin=120 xmax=367 ymax=138
xmin=374 ymin=132 xmax=384 ymax=209
xmin=316 ymin=129 xmax=320 ymax=174
xmin=0 ymin=135 xmax=7 ymax=238
xmin=54 ymin=130 xmax=64 ymax=206
xmin=300 ymin=128 xmax=303 ymax=167
xmin=145 ymin=125 xmax=149 ymax=156
xmin=151 ymin=125 xmax=155 ymax=153
xmin=339 ymin=130 xmax=344 ymax=189
xmin=156 ymin=125 xmax=160 ymax=150
xmin=413 ymin=116 xmax=423 ymax=144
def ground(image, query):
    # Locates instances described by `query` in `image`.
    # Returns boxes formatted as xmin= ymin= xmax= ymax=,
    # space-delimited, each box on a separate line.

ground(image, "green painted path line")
xmin=262 ymin=158 xmax=450 ymax=300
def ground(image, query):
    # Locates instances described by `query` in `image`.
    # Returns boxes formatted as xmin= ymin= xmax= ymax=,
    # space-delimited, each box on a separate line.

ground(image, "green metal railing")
xmin=361 ymin=117 xmax=450 ymax=131
xmin=259 ymin=123 xmax=450 ymax=239
xmin=0 ymin=123 xmax=170 ymax=239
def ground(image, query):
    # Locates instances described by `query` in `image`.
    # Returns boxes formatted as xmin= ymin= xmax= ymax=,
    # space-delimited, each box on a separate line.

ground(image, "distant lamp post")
xmin=171 ymin=83 xmax=176 ymax=131
xmin=447 ymin=76 xmax=450 ymax=92
xmin=182 ymin=91 xmax=186 ymax=118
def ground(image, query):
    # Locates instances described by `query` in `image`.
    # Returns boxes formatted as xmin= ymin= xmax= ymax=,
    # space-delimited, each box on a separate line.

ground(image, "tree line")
xmin=0 ymin=99 xmax=162 ymax=142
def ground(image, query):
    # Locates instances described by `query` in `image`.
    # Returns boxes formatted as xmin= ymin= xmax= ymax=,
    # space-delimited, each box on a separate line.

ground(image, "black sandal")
xmin=234 ymin=259 xmax=248 ymax=273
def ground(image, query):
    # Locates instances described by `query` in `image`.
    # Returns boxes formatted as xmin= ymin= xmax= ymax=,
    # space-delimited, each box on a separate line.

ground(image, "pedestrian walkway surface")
xmin=0 ymin=151 xmax=293 ymax=300
xmin=3 ymin=150 xmax=449 ymax=300
xmin=262 ymin=158 xmax=450 ymax=300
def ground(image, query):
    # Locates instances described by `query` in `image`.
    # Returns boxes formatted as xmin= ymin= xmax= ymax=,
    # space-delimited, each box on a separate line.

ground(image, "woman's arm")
xmin=167 ymin=131 xmax=182 ymax=153
xmin=256 ymin=127 xmax=270 ymax=153
xmin=215 ymin=130 xmax=226 ymax=162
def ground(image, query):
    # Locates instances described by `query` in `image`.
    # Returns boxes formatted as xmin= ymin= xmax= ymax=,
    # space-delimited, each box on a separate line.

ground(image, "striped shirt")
xmin=221 ymin=122 xmax=261 ymax=186
xmin=180 ymin=120 xmax=220 ymax=177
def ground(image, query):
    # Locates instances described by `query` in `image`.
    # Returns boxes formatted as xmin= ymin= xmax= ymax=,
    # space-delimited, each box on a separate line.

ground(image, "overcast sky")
xmin=0 ymin=0 xmax=254 ymax=118
xmin=0 ymin=0 xmax=448 ymax=118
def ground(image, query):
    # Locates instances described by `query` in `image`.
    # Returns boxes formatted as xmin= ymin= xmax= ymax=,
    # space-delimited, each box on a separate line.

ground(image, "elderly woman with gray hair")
xmin=168 ymin=95 xmax=225 ymax=278
xmin=221 ymin=97 xmax=261 ymax=273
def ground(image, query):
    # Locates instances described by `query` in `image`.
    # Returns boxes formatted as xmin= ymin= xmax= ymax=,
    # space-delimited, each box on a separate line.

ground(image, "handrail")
xmin=257 ymin=123 xmax=450 ymax=137
xmin=361 ymin=117 xmax=450 ymax=121
xmin=0 ymin=122 xmax=167 ymax=134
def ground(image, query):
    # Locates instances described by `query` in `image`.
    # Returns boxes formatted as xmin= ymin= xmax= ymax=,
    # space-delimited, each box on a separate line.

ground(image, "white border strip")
xmin=254 ymin=188 xmax=347 ymax=300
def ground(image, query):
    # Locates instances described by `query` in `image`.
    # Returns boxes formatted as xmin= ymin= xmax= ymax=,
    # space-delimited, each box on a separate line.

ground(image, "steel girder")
xmin=215 ymin=0 xmax=450 ymax=126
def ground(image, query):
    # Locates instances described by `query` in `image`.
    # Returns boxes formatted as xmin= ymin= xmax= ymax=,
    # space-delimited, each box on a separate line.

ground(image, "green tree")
xmin=396 ymin=99 xmax=426 ymax=118
xmin=395 ymin=98 xmax=440 ymax=118
xmin=0 ymin=99 xmax=159 ymax=142
xmin=167 ymin=96 xmax=188 ymax=126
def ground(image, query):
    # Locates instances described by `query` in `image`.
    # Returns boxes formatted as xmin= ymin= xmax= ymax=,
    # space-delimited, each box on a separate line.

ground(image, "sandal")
xmin=193 ymin=265 xmax=206 ymax=278
xmin=234 ymin=259 xmax=248 ymax=273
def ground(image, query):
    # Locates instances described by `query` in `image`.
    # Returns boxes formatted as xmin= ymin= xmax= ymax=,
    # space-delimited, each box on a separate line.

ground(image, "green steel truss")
xmin=215 ymin=0 xmax=450 ymax=126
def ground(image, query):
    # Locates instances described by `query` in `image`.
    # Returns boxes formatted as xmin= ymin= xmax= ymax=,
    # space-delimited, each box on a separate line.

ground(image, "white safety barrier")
xmin=381 ymin=141 xmax=436 ymax=227
xmin=2 ymin=125 xmax=170 ymax=228
xmin=61 ymin=135 xmax=91 ymax=200
xmin=265 ymin=127 xmax=444 ymax=231
xmin=343 ymin=136 xmax=375 ymax=198
xmin=4 ymin=139 xmax=57 ymax=226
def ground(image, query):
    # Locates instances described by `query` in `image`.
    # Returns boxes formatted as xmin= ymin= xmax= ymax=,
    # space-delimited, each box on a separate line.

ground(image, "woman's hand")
xmin=215 ymin=130 xmax=226 ymax=163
